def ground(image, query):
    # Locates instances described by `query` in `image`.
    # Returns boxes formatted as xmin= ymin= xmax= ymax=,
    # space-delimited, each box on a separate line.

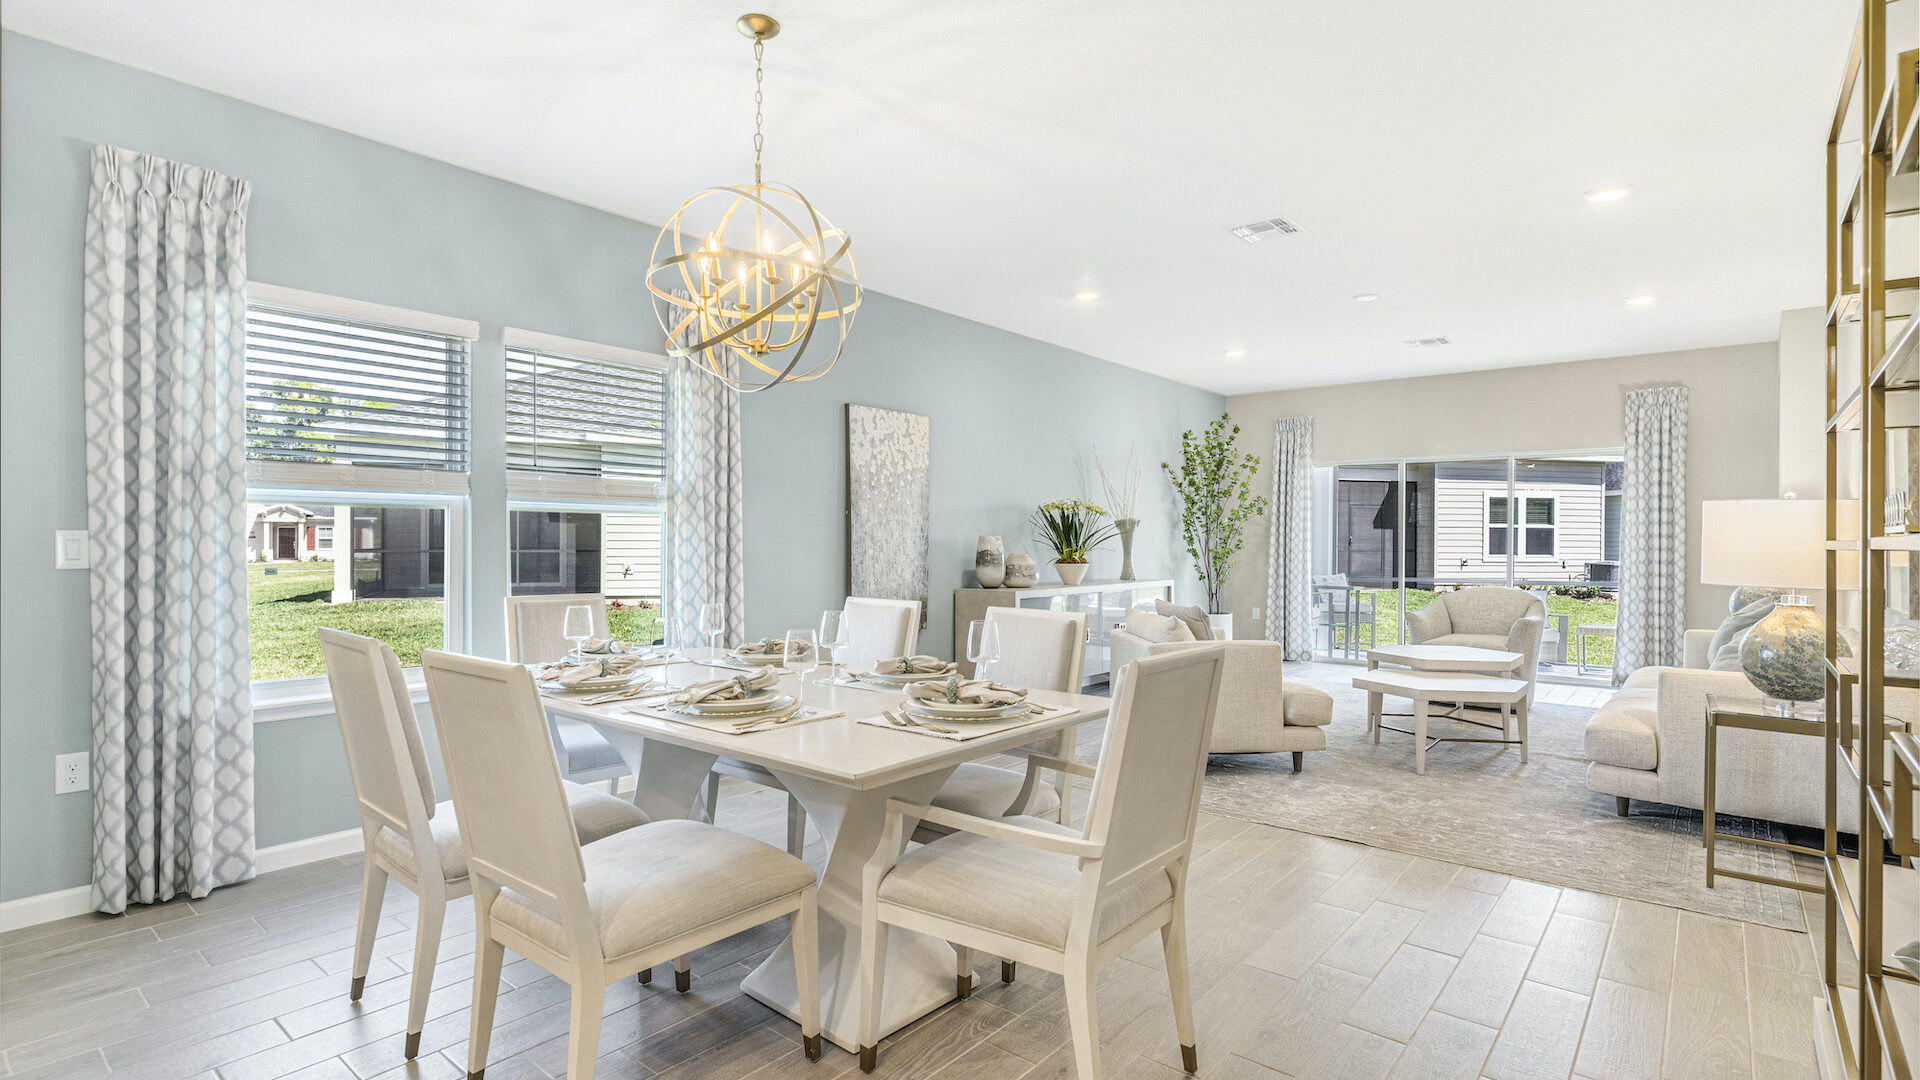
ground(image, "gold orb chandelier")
xmin=648 ymin=13 xmax=860 ymax=393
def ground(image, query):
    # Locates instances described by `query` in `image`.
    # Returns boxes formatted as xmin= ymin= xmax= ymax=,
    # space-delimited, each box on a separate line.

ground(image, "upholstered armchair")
xmin=1107 ymin=633 xmax=1333 ymax=769
xmin=1405 ymin=586 xmax=1546 ymax=699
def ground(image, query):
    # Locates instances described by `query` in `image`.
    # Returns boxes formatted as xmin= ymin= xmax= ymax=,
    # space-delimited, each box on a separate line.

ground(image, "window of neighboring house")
xmin=1486 ymin=493 xmax=1558 ymax=559
xmin=504 ymin=329 xmax=667 ymax=647
xmin=1486 ymin=495 xmax=1511 ymax=558
xmin=244 ymin=284 xmax=474 ymax=686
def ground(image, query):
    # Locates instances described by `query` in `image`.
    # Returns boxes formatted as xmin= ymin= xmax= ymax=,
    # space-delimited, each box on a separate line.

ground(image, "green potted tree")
xmin=1162 ymin=413 xmax=1268 ymax=638
xmin=1030 ymin=499 xmax=1118 ymax=586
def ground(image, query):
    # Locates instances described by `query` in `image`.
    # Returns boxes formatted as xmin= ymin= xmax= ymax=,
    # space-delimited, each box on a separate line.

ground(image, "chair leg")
xmin=468 ymin=892 xmax=505 ymax=1078
xmin=1162 ymin=888 xmax=1197 ymax=1073
xmin=406 ymin=891 xmax=446 ymax=1057
xmin=349 ymin=854 xmax=387 ymax=1001
xmin=566 ymin=979 xmax=606 ymax=1080
xmin=1064 ymin=955 xmax=1101 ymax=1080
xmin=673 ymin=955 xmax=691 ymax=992
xmin=954 ymin=944 xmax=974 ymax=999
xmin=1616 ymin=796 xmax=1631 ymax=817
xmin=702 ymin=771 xmax=722 ymax=825
xmin=1291 ymin=751 xmax=1304 ymax=773
xmin=859 ymin=911 xmax=889 ymax=1071
xmin=794 ymin=891 xmax=822 ymax=1061
xmin=1002 ymin=960 xmax=1017 ymax=983
xmin=786 ymin=794 xmax=808 ymax=859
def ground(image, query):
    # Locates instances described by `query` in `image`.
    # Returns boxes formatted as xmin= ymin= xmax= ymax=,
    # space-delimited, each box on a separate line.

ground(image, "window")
xmin=504 ymin=328 xmax=668 ymax=647
xmin=1486 ymin=493 xmax=1557 ymax=558
xmin=244 ymin=285 xmax=475 ymax=685
xmin=1486 ymin=495 xmax=1511 ymax=557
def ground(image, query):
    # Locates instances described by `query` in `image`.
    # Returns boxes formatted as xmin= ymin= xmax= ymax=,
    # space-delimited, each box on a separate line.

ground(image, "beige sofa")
xmin=1108 ymin=634 xmax=1334 ymax=770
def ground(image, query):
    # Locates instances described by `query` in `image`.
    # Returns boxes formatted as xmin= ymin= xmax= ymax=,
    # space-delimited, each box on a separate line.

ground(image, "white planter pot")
xmin=1054 ymin=560 xmax=1090 ymax=586
xmin=1206 ymin=612 xmax=1233 ymax=640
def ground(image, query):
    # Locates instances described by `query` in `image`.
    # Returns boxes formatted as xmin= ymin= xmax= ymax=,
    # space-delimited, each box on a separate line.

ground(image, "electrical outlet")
xmin=1252 ymin=606 xmax=1263 ymax=621
xmin=55 ymin=752 xmax=88 ymax=794
xmin=54 ymin=530 xmax=88 ymax=569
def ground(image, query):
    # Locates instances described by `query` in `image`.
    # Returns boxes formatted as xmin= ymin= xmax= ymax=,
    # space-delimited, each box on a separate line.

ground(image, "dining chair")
xmin=858 ymin=645 xmax=1228 ymax=1079
xmin=421 ymin=648 xmax=823 ymax=1080
xmin=319 ymin=628 xmax=649 ymax=1060
xmin=503 ymin=594 xmax=629 ymax=789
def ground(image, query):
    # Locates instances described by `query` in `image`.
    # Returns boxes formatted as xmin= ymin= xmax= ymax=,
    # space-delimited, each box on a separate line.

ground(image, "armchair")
xmin=1406 ymin=586 xmax=1546 ymax=700
xmin=1108 ymin=632 xmax=1333 ymax=770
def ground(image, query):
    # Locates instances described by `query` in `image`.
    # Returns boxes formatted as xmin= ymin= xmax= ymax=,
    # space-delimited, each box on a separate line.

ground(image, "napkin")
xmin=672 ymin=666 xmax=780 ymax=704
xmin=579 ymin=637 xmax=630 ymax=654
xmin=873 ymin=655 xmax=956 ymax=676
xmin=735 ymin=637 xmax=811 ymax=657
xmin=904 ymin=674 xmax=1028 ymax=706
xmin=540 ymin=654 xmax=649 ymax=687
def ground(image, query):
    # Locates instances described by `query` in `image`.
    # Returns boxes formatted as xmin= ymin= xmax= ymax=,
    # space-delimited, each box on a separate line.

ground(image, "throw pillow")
xmin=1125 ymin=609 xmax=1196 ymax=643
xmin=1707 ymin=597 xmax=1776 ymax=672
xmin=1155 ymin=600 xmax=1214 ymax=642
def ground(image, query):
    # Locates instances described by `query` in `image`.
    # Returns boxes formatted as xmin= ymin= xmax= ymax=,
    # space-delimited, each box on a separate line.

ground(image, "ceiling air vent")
xmin=1227 ymin=216 xmax=1301 ymax=243
xmin=1403 ymin=337 xmax=1452 ymax=348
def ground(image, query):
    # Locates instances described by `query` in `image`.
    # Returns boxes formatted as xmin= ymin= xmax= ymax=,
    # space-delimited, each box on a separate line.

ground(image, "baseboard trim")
xmin=0 ymin=827 xmax=366 ymax=933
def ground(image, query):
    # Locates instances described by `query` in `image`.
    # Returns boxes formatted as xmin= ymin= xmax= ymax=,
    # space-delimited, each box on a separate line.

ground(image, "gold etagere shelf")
xmin=1821 ymin=3 xmax=1920 ymax=1078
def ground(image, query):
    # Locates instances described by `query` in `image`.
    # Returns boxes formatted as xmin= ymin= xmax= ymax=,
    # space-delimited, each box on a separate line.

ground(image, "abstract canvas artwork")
xmin=846 ymin=404 xmax=930 ymax=628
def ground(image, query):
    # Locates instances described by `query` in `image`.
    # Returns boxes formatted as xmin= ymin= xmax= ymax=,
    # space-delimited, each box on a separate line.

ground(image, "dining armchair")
xmin=319 ymin=628 xmax=648 ymax=1061
xmin=859 ymin=646 xmax=1228 ymax=1079
xmin=422 ymin=648 xmax=824 ymax=1080
xmin=503 ymin=594 xmax=629 ymax=789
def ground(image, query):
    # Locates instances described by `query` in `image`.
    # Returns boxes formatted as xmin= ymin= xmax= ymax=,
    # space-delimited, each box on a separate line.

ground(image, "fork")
xmin=884 ymin=709 xmax=958 ymax=735
xmin=579 ymin=686 xmax=652 ymax=706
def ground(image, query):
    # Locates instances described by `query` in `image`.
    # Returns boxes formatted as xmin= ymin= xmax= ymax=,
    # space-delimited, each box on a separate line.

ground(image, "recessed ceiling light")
xmin=1074 ymin=289 xmax=1100 ymax=303
xmin=1625 ymin=294 xmax=1657 ymax=306
xmin=1584 ymin=185 xmax=1634 ymax=203
xmin=1224 ymin=347 xmax=1247 ymax=360
xmin=1353 ymin=293 xmax=1379 ymax=303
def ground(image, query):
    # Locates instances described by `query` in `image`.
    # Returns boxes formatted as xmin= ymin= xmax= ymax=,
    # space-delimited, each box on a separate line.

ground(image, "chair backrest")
xmin=504 ymin=594 xmax=610 ymax=663
xmin=978 ymin=607 xmax=1086 ymax=692
xmin=1441 ymin=586 xmax=1544 ymax=636
xmin=320 ymin=628 xmax=438 ymax=852
xmin=421 ymin=649 xmax=590 ymax=922
xmin=1082 ymin=646 xmax=1227 ymax=891
xmin=842 ymin=596 xmax=921 ymax=672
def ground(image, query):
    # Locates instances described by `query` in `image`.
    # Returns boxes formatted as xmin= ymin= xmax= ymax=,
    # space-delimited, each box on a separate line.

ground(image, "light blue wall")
xmin=0 ymin=31 xmax=1223 ymax=904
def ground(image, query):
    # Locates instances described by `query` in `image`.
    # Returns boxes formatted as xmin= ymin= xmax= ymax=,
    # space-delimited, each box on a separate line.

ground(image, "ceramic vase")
xmin=1004 ymin=553 xmax=1038 ymax=589
xmin=1739 ymin=598 xmax=1824 ymax=702
xmin=1115 ymin=518 xmax=1138 ymax=581
xmin=975 ymin=535 xmax=1005 ymax=588
xmin=1206 ymin=612 xmax=1234 ymax=640
xmin=1055 ymin=560 xmax=1090 ymax=586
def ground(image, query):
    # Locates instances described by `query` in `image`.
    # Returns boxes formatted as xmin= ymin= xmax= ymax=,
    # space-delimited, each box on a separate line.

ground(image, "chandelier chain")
xmin=752 ymin=38 xmax=765 ymax=184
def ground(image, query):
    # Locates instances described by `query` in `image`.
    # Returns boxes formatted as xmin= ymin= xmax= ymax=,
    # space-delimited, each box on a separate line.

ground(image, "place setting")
xmin=531 ymin=652 xmax=657 ymax=705
xmin=858 ymin=672 xmax=1069 ymax=741
xmin=827 ymin=652 xmax=955 ymax=692
xmin=623 ymin=658 xmax=844 ymax=735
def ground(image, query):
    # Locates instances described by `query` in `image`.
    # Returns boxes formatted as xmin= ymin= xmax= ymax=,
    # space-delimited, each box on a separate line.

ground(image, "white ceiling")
xmin=4 ymin=0 xmax=1855 ymax=394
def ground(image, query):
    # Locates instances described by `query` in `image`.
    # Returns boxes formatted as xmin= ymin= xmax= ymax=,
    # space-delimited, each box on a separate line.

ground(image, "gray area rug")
xmin=1196 ymin=662 xmax=1807 ymax=931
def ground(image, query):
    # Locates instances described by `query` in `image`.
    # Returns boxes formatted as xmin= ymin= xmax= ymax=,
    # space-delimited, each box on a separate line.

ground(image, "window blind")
xmin=505 ymin=345 xmax=667 ymax=501
xmin=245 ymin=305 xmax=471 ymax=482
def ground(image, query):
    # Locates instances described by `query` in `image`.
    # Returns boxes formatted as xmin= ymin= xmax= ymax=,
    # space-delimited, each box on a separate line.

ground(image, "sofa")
xmin=1108 ymin=630 xmax=1334 ymax=770
xmin=1406 ymin=586 xmax=1547 ymax=700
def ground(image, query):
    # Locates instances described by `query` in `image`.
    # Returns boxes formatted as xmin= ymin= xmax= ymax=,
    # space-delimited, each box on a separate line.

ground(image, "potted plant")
xmin=1031 ymin=499 xmax=1117 ymax=586
xmin=1162 ymin=413 xmax=1269 ymax=638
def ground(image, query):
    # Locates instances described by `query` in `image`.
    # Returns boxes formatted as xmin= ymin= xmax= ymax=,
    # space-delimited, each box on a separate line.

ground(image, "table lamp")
xmin=1699 ymin=498 xmax=1846 ymax=704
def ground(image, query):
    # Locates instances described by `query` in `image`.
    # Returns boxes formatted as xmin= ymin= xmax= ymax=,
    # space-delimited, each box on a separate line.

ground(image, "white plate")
xmin=678 ymin=691 xmax=796 ymax=716
xmin=541 ymin=671 xmax=650 ymax=694
xmin=727 ymin=650 xmax=790 ymax=666
xmin=901 ymin=697 xmax=1030 ymax=720
xmin=857 ymin=669 xmax=954 ymax=686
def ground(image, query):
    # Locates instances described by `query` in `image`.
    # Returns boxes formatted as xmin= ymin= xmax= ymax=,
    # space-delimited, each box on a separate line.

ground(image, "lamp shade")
xmin=1699 ymin=499 xmax=1848 ymax=590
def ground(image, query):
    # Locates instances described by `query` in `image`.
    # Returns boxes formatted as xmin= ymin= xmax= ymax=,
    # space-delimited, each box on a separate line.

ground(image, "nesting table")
xmin=1358 ymin=645 xmax=1530 ymax=774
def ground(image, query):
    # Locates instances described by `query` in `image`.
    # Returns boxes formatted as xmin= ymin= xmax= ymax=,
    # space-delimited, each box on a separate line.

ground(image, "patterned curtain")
xmin=1614 ymin=384 xmax=1690 ymax=682
xmin=83 ymin=146 xmax=255 ymax=913
xmin=1266 ymin=416 xmax=1315 ymax=660
xmin=664 ymin=289 xmax=746 ymax=649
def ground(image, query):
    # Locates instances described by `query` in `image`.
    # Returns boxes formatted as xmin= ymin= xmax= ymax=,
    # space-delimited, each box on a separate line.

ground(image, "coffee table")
xmin=1353 ymin=668 xmax=1531 ymax=775
xmin=1367 ymin=643 xmax=1523 ymax=675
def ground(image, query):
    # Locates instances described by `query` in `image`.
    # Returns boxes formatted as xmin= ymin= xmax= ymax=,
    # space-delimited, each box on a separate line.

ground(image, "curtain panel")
xmin=664 ymin=290 xmax=746 ymax=648
xmin=82 ymin=146 xmax=255 ymax=913
xmin=1613 ymin=384 xmax=1690 ymax=682
xmin=1266 ymin=416 xmax=1315 ymax=660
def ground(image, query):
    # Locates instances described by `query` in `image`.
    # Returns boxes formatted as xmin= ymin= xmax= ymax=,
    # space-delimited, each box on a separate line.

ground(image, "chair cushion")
xmin=374 ymin=781 xmax=647 ymax=882
xmin=491 ymin=819 xmax=815 ymax=960
xmin=1125 ymin=610 xmax=1195 ymax=644
xmin=877 ymin=815 xmax=1173 ymax=950
xmin=1585 ymin=690 xmax=1658 ymax=771
xmin=1281 ymin=684 xmax=1334 ymax=727
xmin=557 ymin=720 xmax=625 ymax=774
xmin=1619 ymin=666 xmax=1663 ymax=692
xmin=929 ymin=762 xmax=1063 ymax=820
xmin=1154 ymin=601 xmax=1213 ymax=644
xmin=1425 ymin=632 xmax=1512 ymax=652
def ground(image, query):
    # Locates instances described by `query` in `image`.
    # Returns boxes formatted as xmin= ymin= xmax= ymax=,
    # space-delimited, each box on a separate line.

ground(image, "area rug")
xmin=1196 ymin=662 xmax=1807 ymax=931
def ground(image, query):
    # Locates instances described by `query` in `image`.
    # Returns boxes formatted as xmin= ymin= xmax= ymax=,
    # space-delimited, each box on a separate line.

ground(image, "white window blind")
xmin=245 ymin=299 xmax=471 ymax=492
xmin=505 ymin=332 xmax=667 ymax=502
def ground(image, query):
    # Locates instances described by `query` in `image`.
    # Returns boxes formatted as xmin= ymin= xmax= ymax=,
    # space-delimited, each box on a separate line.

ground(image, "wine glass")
xmin=818 ymin=609 xmax=845 ymax=680
xmin=562 ymin=604 xmax=593 ymax=658
xmin=697 ymin=602 xmax=724 ymax=659
xmin=785 ymin=628 xmax=820 ymax=681
xmin=967 ymin=618 xmax=1001 ymax=677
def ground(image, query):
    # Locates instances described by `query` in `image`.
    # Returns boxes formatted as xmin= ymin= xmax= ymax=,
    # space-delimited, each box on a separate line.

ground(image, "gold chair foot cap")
xmin=405 ymin=1031 xmax=422 ymax=1059
xmin=1001 ymin=960 xmax=1016 ymax=983
xmin=1181 ymin=1044 xmax=1197 ymax=1073
xmin=804 ymin=1034 xmax=823 ymax=1061
xmin=638 ymin=967 xmax=653 ymax=985
xmin=349 ymin=976 xmax=365 ymax=1001
xmin=468 ymin=1072 xmax=484 ymax=1080
xmin=676 ymin=968 xmax=692 ymax=992
xmin=859 ymin=1046 xmax=877 ymax=1072
xmin=957 ymin=974 xmax=972 ymax=999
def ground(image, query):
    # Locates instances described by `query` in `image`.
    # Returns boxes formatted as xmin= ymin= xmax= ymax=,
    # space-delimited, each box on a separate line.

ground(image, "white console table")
xmin=953 ymin=578 xmax=1175 ymax=684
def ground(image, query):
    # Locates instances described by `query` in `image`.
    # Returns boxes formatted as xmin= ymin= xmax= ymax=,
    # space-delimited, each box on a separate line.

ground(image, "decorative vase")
xmin=974 ymin=535 xmax=1005 ymax=588
xmin=1728 ymin=585 xmax=1789 ymax=613
xmin=1115 ymin=518 xmax=1138 ymax=581
xmin=1739 ymin=597 xmax=1825 ymax=702
xmin=1004 ymin=553 xmax=1038 ymax=589
xmin=1055 ymin=560 xmax=1089 ymax=586
xmin=1206 ymin=612 xmax=1234 ymax=640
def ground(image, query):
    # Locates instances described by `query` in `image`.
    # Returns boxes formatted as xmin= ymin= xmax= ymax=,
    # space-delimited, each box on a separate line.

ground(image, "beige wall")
xmin=1222 ymin=341 xmax=1783 ymax=636
xmin=1777 ymin=306 xmax=1827 ymax=499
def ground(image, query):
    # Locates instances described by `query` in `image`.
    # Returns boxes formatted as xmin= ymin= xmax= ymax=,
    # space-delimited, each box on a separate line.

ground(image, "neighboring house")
xmin=507 ymin=509 xmax=662 ymax=602
xmin=245 ymin=503 xmax=334 ymax=561
xmin=246 ymin=502 xmax=443 ymax=603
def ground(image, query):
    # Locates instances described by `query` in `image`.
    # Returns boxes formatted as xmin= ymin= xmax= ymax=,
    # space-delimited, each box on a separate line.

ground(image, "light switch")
xmin=55 ymin=530 xmax=89 ymax=570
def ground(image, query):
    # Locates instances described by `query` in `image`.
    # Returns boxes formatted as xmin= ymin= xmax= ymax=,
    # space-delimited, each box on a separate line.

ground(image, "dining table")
xmin=540 ymin=652 xmax=1111 ymax=1051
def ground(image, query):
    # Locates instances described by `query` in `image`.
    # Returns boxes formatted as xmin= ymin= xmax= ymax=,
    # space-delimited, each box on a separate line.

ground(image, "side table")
xmin=1703 ymin=695 xmax=1827 ymax=893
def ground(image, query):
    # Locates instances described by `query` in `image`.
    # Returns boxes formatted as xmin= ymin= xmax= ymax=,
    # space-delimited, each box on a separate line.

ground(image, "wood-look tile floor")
xmin=1 ymin=778 xmax=1817 ymax=1080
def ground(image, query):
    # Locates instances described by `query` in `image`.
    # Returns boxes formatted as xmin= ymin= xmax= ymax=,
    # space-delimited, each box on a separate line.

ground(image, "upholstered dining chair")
xmin=422 ymin=649 xmax=824 ymax=1080
xmin=503 ymin=594 xmax=629 ymax=788
xmin=858 ymin=646 xmax=1228 ymax=1079
xmin=319 ymin=628 xmax=649 ymax=1061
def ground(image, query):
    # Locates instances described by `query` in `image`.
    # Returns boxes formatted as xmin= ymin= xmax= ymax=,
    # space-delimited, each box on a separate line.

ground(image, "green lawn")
xmin=1332 ymin=587 xmax=1619 ymax=668
xmin=248 ymin=561 xmax=665 ymax=682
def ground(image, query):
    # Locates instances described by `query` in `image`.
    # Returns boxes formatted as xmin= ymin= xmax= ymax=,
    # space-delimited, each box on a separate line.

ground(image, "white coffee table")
xmin=1366 ymin=643 xmax=1523 ymax=675
xmin=1352 ymin=668 xmax=1531 ymax=775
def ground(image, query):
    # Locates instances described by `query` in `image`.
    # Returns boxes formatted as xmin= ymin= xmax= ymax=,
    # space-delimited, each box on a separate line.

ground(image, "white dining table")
xmin=541 ymin=655 xmax=1110 ymax=1051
